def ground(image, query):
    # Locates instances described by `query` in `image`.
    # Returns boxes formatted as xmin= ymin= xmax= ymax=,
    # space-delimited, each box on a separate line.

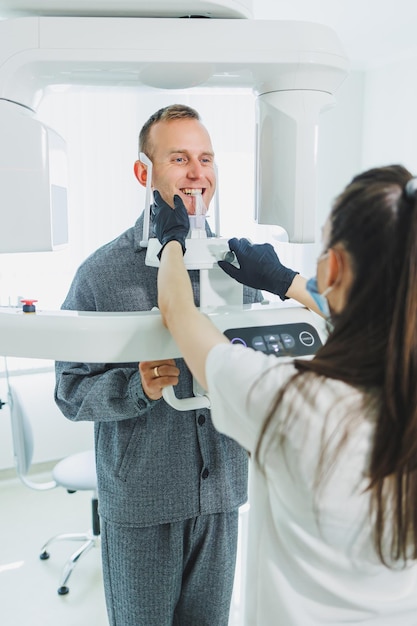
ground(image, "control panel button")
xmin=231 ymin=337 xmax=247 ymax=347
xmin=299 ymin=331 xmax=315 ymax=347
xmin=264 ymin=334 xmax=284 ymax=354
xmin=280 ymin=333 xmax=295 ymax=349
xmin=251 ymin=336 xmax=267 ymax=351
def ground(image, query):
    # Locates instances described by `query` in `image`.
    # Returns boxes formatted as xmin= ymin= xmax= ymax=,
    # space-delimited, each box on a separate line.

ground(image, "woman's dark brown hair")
xmin=259 ymin=164 xmax=417 ymax=565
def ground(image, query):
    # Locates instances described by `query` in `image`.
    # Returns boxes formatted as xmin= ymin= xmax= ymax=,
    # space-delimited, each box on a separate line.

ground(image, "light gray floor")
xmin=0 ymin=474 xmax=107 ymax=626
xmin=0 ymin=472 xmax=246 ymax=626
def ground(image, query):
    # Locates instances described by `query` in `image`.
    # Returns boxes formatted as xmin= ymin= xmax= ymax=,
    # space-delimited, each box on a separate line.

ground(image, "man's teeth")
xmin=182 ymin=189 xmax=202 ymax=196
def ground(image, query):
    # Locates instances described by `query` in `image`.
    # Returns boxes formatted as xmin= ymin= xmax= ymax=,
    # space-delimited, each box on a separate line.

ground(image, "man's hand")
xmin=218 ymin=237 xmax=299 ymax=301
xmin=153 ymin=190 xmax=190 ymax=259
xmin=139 ymin=359 xmax=180 ymax=401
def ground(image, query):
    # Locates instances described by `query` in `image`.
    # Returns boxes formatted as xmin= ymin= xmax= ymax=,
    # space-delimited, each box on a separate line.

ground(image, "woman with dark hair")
xmin=154 ymin=165 xmax=417 ymax=625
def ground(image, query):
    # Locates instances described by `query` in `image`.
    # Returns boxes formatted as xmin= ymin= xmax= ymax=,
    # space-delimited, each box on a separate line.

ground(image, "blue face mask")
xmin=306 ymin=276 xmax=332 ymax=319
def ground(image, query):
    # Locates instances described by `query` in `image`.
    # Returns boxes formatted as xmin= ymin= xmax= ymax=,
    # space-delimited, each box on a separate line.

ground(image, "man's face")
xmin=148 ymin=118 xmax=216 ymax=215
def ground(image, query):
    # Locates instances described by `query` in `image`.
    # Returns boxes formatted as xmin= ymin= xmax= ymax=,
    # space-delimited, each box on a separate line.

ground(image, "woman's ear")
xmin=328 ymin=246 xmax=354 ymax=292
xmin=133 ymin=160 xmax=148 ymax=187
xmin=326 ymin=246 xmax=354 ymax=312
xmin=327 ymin=248 xmax=342 ymax=287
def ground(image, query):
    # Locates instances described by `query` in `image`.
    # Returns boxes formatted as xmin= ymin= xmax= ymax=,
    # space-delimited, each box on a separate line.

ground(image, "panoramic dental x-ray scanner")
xmin=0 ymin=0 xmax=349 ymax=408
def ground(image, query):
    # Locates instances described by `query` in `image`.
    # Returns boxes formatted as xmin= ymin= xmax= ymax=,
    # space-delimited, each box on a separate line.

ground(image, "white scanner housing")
xmin=0 ymin=2 xmax=346 ymax=365
xmin=0 ymin=13 xmax=348 ymax=251
xmin=0 ymin=99 xmax=68 ymax=252
xmin=0 ymin=0 xmax=253 ymax=19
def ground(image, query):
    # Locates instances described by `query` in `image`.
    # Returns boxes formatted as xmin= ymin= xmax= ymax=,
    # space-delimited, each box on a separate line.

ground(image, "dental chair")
xmin=7 ymin=382 xmax=99 ymax=596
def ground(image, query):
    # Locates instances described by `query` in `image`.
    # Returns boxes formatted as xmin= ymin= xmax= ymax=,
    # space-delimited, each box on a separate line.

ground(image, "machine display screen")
xmin=224 ymin=322 xmax=322 ymax=358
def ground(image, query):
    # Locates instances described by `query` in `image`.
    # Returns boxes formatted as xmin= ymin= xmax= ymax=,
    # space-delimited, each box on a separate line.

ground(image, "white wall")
xmin=362 ymin=55 xmax=417 ymax=174
xmin=317 ymin=71 xmax=365 ymax=233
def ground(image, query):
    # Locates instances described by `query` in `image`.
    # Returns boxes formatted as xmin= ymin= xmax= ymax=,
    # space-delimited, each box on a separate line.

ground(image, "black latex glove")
xmin=218 ymin=237 xmax=299 ymax=301
xmin=153 ymin=190 xmax=190 ymax=259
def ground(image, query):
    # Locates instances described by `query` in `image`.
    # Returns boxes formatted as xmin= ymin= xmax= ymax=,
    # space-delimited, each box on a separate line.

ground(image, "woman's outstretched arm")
xmin=157 ymin=240 xmax=229 ymax=391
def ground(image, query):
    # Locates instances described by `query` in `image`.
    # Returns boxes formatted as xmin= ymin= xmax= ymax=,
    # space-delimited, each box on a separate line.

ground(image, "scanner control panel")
xmin=224 ymin=322 xmax=322 ymax=358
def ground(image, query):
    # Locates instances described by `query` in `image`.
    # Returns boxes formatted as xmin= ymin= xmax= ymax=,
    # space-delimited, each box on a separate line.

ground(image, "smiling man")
xmin=55 ymin=104 xmax=263 ymax=626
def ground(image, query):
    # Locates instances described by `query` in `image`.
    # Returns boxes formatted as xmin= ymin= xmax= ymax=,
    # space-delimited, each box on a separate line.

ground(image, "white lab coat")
xmin=206 ymin=343 xmax=417 ymax=625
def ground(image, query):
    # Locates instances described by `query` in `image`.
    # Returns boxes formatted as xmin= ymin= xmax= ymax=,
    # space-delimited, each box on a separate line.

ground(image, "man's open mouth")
xmin=181 ymin=188 xmax=204 ymax=196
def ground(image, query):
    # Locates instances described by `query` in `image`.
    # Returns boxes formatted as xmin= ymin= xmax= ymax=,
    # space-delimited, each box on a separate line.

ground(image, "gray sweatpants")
xmin=101 ymin=511 xmax=239 ymax=626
